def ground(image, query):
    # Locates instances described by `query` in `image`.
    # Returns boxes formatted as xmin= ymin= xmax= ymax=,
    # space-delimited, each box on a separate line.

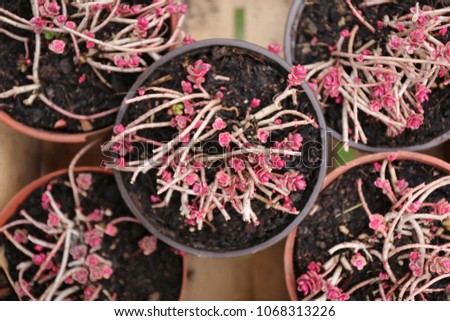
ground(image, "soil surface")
xmin=0 ymin=172 xmax=183 ymax=301
xmin=118 ymin=45 xmax=324 ymax=252
xmin=0 ymin=0 xmax=167 ymax=133
xmin=290 ymin=0 xmax=450 ymax=148
xmin=293 ymin=160 xmax=450 ymax=300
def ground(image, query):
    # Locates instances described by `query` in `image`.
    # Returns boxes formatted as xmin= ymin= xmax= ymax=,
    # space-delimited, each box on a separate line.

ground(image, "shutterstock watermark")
xmin=100 ymin=129 xmax=349 ymax=171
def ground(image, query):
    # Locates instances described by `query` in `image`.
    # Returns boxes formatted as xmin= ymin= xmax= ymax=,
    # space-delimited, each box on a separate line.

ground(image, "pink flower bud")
xmin=87 ymin=209 xmax=103 ymax=222
xmin=85 ymin=254 xmax=99 ymax=266
xmin=408 ymin=201 xmax=422 ymax=213
xmin=256 ymin=169 xmax=271 ymax=184
xmin=415 ymin=84 xmax=432 ymax=103
xmin=406 ymin=114 xmax=424 ymax=130
xmin=30 ymin=17 xmax=46 ymax=33
xmin=70 ymin=245 xmax=87 ymax=260
xmin=137 ymin=17 xmax=149 ymax=30
xmin=267 ymin=42 xmax=282 ymax=54
xmin=47 ymin=212 xmax=60 ymax=227
xmin=104 ymin=224 xmax=118 ymax=237
xmin=215 ymin=91 xmax=224 ymax=100
xmin=76 ymin=173 xmax=92 ymax=190
xmin=84 ymin=229 xmax=104 ymax=247
xmin=48 ymin=39 xmax=65 ymax=54
xmin=84 ymin=286 xmax=96 ymax=300
xmin=250 ymin=98 xmax=261 ymax=108
xmin=56 ymin=15 xmax=67 ymax=23
xmin=184 ymin=34 xmax=195 ymax=44
xmin=340 ymin=29 xmax=350 ymax=38
xmin=65 ymin=21 xmax=77 ymax=29
xmin=137 ymin=87 xmax=145 ymax=96
xmin=216 ymin=170 xmax=231 ymax=187
xmin=113 ymin=124 xmax=125 ymax=134
xmin=150 ymin=195 xmax=161 ymax=203
xmin=229 ymin=157 xmax=245 ymax=172
xmin=181 ymin=80 xmax=193 ymax=94
xmin=270 ymin=155 xmax=286 ymax=170
xmin=369 ymin=214 xmax=387 ymax=233
xmin=350 ymin=252 xmax=367 ymax=270
xmin=185 ymin=173 xmax=198 ymax=186
xmin=213 ymin=117 xmax=226 ymax=130
xmin=433 ymin=198 xmax=450 ymax=215
xmin=288 ymin=65 xmax=308 ymax=87
xmin=54 ymin=119 xmax=66 ymax=129
xmin=307 ymin=262 xmax=321 ymax=273
xmin=187 ymin=59 xmax=212 ymax=87
xmin=388 ymin=153 xmax=397 ymax=162
xmin=218 ymin=132 xmax=232 ymax=147
xmin=78 ymin=74 xmax=86 ymax=84
xmin=389 ymin=36 xmax=403 ymax=51
xmin=102 ymin=265 xmax=113 ymax=279
xmin=138 ymin=236 xmax=158 ymax=255
xmin=130 ymin=4 xmax=142 ymax=14
xmin=373 ymin=162 xmax=382 ymax=171
xmin=13 ymin=229 xmax=28 ymax=244
xmin=257 ymin=130 xmax=269 ymax=143
xmin=32 ymin=253 xmax=47 ymax=266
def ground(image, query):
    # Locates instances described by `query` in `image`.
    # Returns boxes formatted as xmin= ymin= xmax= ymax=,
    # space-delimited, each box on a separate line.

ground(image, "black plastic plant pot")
xmin=284 ymin=0 xmax=450 ymax=153
xmin=113 ymin=39 xmax=328 ymax=258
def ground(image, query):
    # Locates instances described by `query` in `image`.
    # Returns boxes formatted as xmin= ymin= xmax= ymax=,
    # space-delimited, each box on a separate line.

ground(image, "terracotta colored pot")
xmin=283 ymin=0 xmax=450 ymax=152
xmin=114 ymin=38 xmax=328 ymax=258
xmin=284 ymin=151 xmax=450 ymax=301
xmin=0 ymin=166 xmax=187 ymax=300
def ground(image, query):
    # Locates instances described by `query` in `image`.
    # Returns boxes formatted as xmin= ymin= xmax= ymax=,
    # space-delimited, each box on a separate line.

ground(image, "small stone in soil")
xmin=59 ymin=58 xmax=73 ymax=75
xmin=32 ymin=108 xmax=44 ymax=123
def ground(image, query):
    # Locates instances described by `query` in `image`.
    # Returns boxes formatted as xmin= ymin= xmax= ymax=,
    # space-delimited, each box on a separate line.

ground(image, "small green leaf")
xmin=172 ymin=103 xmax=184 ymax=115
xmin=44 ymin=31 xmax=56 ymax=40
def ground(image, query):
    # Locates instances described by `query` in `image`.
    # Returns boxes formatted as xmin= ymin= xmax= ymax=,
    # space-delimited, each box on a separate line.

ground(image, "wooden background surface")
xmin=0 ymin=0 xmax=448 ymax=300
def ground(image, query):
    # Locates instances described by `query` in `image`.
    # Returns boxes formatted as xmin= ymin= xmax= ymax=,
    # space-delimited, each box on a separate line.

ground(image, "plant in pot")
xmin=285 ymin=0 xmax=450 ymax=152
xmin=0 ymin=142 xmax=186 ymax=301
xmin=284 ymin=151 xmax=450 ymax=301
xmin=0 ymin=0 xmax=188 ymax=143
xmin=104 ymin=39 xmax=328 ymax=257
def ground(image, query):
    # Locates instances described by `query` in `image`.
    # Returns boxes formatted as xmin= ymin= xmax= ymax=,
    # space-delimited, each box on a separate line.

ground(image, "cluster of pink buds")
xmin=38 ymin=0 xmax=61 ymax=18
xmin=297 ymin=156 xmax=450 ymax=301
xmin=186 ymin=59 xmax=212 ymax=88
xmin=296 ymin=262 xmax=349 ymax=300
xmin=112 ymin=55 xmax=140 ymax=69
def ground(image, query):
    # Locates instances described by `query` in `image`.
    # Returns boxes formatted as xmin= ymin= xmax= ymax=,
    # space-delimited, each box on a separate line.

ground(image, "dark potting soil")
xmin=0 ymin=0 xmax=166 ymax=133
xmin=118 ymin=45 xmax=324 ymax=252
xmin=0 ymin=172 xmax=183 ymax=301
xmin=291 ymin=0 xmax=450 ymax=148
xmin=293 ymin=160 xmax=450 ymax=300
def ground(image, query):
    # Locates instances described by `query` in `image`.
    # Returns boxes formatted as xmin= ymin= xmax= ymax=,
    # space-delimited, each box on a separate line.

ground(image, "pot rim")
xmin=0 ymin=166 xmax=187 ymax=301
xmin=114 ymin=38 xmax=328 ymax=258
xmin=0 ymin=111 xmax=113 ymax=143
xmin=283 ymin=0 xmax=450 ymax=152
xmin=284 ymin=151 xmax=450 ymax=301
